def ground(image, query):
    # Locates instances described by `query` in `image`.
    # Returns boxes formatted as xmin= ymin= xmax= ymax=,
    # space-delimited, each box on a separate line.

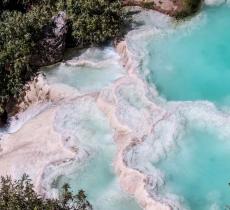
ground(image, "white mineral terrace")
xmin=1 ymin=5 xmax=230 ymax=210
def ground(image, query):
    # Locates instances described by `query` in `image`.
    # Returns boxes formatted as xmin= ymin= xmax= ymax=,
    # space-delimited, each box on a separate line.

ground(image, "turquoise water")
xmin=144 ymin=4 xmax=230 ymax=210
xmin=158 ymin=126 xmax=230 ymax=210
xmin=146 ymin=5 xmax=230 ymax=104
xmin=52 ymin=98 xmax=141 ymax=210
xmin=42 ymin=4 xmax=230 ymax=210
xmin=56 ymin=150 xmax=141 ymax=210
xmin=44 ymin=48 xmax=125 ymax=93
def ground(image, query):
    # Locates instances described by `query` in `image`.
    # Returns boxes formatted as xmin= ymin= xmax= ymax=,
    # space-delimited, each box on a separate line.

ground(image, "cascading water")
xmin=137 ymin=3 xmax=230 ymax=210
xmin=158 ymin=125 xmax=230 ymax=210
xmin=1 ymin=3 xmax=230 ymax=210
xmin=44 ymin=47 xmax=125 ymax=93
xmin=145 ymin=5 xmax=230 ymax=105
xmin=43 ymin=48 xmax=142 ymax=210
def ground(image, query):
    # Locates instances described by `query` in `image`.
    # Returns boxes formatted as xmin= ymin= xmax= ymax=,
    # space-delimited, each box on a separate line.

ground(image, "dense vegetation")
xmin=0 ymin=0 xmax=202 ymax=123
xmin=0 ymin=4 xmax=54 ymax=118
xmin=0 ymin=0 xmax=129 ymax=123
xmin=0 ymin=174 xmax=91 ymax=210
xmin=65 ymin=0 xmax=128 ymax=46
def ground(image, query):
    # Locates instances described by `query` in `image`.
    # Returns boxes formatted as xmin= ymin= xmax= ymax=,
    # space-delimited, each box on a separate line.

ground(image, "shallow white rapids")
xmin=0 ymin=5 xmax=229 ymax=210
xmin=118 ymin=5 xmax=230 ymax=210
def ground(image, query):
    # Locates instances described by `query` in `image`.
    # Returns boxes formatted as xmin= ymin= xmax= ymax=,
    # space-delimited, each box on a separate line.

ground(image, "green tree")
xmin=65 ymin=0 xmax=130 ymax=47
xmin=0 ymin=174 xmax=92 ymax=210
xmin=0 ymin=0 xmax=130 ymax=121
xmin=0 ymin=4 xmax=54 ymax=115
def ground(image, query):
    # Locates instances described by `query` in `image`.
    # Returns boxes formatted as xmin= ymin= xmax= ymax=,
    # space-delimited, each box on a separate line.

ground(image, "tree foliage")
xmin=0 ymin=4 xmax=54 ymax=114
xmin=65 ymin=0 xmax=129 ymax=46
xmin=0 ymin=174 xmax=91 ymax=210
xmin=0 ymin=0 xmax=129 ymax=120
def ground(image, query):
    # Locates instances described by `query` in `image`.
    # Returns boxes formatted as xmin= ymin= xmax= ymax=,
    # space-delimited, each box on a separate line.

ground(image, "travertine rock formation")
xmin=123 ymin=0 xmax=202 ymax=16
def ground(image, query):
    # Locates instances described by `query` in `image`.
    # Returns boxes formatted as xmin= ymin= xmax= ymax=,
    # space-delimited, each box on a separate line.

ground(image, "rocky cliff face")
xmin=30 ymin=12 xmax=68 ymax=67
xmin=123 ymin=0 xmax=202 ymax=17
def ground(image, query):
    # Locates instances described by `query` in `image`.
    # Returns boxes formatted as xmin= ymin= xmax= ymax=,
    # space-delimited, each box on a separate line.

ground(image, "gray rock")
xmin=30 ymin=11 xmax=68 ymax=67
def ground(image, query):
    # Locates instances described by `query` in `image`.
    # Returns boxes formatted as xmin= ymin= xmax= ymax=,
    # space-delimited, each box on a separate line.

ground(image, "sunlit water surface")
xmin=45 ymin=47 xmax=125 ymax=93
xmin=144 ymin=4 xmax=230 ymax=210
xmin=146 ymin=5 xmax=230 ymax=105
xmin=44 ymin=48 xmax=141 ymax=210
xmin=41 ymin=4 xmax=230 ymax=210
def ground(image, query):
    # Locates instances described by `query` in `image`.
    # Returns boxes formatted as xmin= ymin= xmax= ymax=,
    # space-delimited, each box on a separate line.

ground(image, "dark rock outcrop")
xmin=30 ymin=11 xmax=68 ymax=67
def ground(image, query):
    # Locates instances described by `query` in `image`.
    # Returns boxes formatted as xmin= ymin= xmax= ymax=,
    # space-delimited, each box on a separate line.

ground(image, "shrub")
xmin=65 ymin=0 xmax=130 ymax=47
xmin=0 ymin=174 xmax=92 ymax=210
xmin=0 ymin=0 xmax=130 ymax=120
xmin=0 ymin=5 xmax=54 ymax=115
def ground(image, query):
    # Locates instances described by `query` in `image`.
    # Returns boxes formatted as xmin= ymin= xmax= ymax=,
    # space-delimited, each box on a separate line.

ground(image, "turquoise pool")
xmin=145 ymin=4 xmax=230 ymax=210
xmin=51 ymin=93 xmax=141 ymax=210
xmin=42 ymin=4 xmax=230 ymax=210
xmin=158 ymin=126 xmax=230 ymax=210
xmin=146 ymin=5 xmax=230 ymax=105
